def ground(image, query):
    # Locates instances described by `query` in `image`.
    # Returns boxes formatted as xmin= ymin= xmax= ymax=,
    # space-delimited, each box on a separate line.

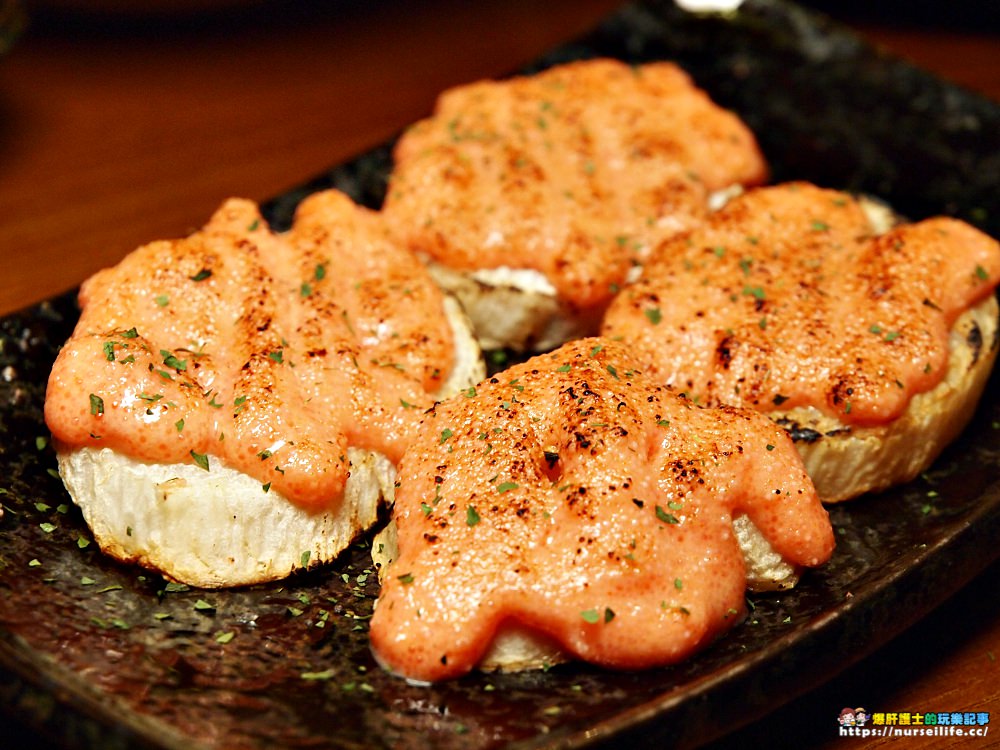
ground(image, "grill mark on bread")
xmin=966 ymin=320 xmax=984 ymax=367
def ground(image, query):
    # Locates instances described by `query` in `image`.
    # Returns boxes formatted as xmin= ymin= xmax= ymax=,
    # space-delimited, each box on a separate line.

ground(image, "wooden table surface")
xmin=0 ymin=1 xmax=997 ymax=748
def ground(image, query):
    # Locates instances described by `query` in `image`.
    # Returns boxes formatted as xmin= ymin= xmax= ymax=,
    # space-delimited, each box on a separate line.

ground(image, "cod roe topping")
xmin=602 ymin=183 xmax=1000 ymax=425
xmin=44 ymin=190 xmax=456 ymax=510
xmin=383 ymin=58 xmax=768 ymax=310
xmin=370 ymin=338 xmax=832 ymax=682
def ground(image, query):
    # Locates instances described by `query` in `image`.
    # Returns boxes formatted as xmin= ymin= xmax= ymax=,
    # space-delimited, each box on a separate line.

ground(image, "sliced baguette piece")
xmin=48 ymin=190 xmax=486 ymax=588
xmin=383 ymin=59 xmax=768 ymax=351
xmin=601 ymin=183 xmax=1000 ymax=503
xmin=56 ymin=295 xmax=483 ymax=588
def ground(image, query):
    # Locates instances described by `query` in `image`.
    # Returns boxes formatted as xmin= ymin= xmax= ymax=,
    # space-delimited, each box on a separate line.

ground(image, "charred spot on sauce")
xmin=715 ymin=335 xmax=736 ymax=370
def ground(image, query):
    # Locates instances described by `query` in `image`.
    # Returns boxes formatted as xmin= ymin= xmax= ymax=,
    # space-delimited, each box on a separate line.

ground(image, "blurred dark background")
xmin=802 ymin=0 xmax=1000 ymax=30
xmin=9 ymin=0 xmax=1000 ymax=34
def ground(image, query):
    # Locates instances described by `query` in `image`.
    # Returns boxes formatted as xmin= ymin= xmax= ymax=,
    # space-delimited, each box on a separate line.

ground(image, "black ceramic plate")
xmin=2 ymin=2 xmax=999 ymax=749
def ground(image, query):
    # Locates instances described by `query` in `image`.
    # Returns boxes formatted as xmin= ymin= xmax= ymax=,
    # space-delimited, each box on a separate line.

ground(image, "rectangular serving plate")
xmin=2 ymin=2 xmax=999 ymax=748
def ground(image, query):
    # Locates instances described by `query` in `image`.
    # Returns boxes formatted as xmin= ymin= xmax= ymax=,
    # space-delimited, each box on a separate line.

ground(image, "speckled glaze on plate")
xmin=2 ymin=2 xmax=999 ymax=748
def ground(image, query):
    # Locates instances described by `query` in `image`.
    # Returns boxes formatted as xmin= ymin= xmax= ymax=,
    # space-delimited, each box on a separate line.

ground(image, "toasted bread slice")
xmin=601 ymin=183 xmax=1000 ymax=502
xmin=370 ymin=340 xmax=833 ymax=678
xmin=383 ymin=59 xmax=767 ymax=351
xmin=56 ymin=294 xmax=483 ymax=588
xmin=47 ymin=192 xmax=486 ymax=587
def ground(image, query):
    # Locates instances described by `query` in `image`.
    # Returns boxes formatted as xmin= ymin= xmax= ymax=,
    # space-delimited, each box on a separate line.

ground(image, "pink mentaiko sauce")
xmin=602 ymin=182 xmax=1000 ymax=426
xmin=44 ymin=190 xmax=455 ymax=510
xmin=370 ymin=338 xmax=833 ymax=682
xmin=383 ymin=58 xmax=768 ymax=312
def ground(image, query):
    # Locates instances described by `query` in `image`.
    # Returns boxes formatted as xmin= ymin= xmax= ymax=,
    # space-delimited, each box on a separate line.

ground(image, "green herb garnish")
xmin=655 ymin=506 xmax=680 ymax=524
xmin=160 ymin=350 xmax=187 ymax=371
xmin=190 ymin=450 xmax=210 ymax=471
